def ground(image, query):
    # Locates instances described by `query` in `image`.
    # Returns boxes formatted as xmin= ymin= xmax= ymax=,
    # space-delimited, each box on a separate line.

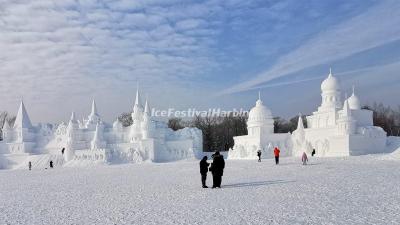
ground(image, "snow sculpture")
xmin=292 ymin=115 xmax=313 ymax=156
xmin=0 ymin=89 xmax=203 ymax=168
xmin=0 ymin=88 xmax=203 ymax=169
xmin=292 ymin=69 xmax=387 ymax=157
xmin=229 ymin=92 xmax=291 ymax=159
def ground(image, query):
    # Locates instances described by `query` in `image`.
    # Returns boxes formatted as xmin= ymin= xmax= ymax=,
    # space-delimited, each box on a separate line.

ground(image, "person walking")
xmin=311 ymin=149 xmax=316 ymax=157
xmin=61 ymin=147 xmax=65 ymax=155
xmin=302 ymin=152 xmax=308 ymax=165
xmin=28 ymin=161 xmax=32 ymax=170
xmin=210 ymin=151 xmax=225 ymax=188
xmin=257 ymin=149 xmax=262 ymax=162
xmin=49 ymin=160 xmax=53 ymax=168
xmin=274 ymin=147 xmax=280 ymax=165
xmin=199 ymin=156 xmax=210 ymax=188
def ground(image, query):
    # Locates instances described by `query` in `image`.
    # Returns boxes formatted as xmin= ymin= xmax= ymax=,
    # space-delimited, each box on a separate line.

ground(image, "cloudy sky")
xmin=0 ymin=0 xmax=399 ymax=123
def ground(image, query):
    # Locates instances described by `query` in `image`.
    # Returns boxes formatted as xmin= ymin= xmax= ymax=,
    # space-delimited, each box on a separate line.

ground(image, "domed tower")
xmin=347 ymin=85 xmax=361 ymax=110
xmin=247 ymin=92 xmax=274 ymax=137
xmin=319 ymin=68 xmax=342 ymax=111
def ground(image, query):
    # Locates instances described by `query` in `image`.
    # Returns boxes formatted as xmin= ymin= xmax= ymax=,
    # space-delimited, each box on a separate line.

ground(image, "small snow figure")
xmin=199 ymin=156 xmax=210 ymax=188
xmin=257 ymin=150 xmax=262 ymax=162
xmin=274 ymin=147 xmax=280 ymax=165
xmin=311 ymin=149 xmax=316 ymax=157
xmin=302 ymin=152 xmax=308 ymax=165
xmin=28 ymin=161 xmax=32 ymax=170
xmin=210 ymin=151 xmax=225 ymax=188
xmin=49 ymin=160 xmax=54 ymax=168
xmin=61 ymin=147 xmax=65 ymax=155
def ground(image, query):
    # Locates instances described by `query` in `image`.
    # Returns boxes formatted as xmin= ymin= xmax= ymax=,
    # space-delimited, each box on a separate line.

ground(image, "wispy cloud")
xmin=219 ymin=0 xmax=400 ymax=95
xmin=0 ymin=0 xmax=225 ymax=121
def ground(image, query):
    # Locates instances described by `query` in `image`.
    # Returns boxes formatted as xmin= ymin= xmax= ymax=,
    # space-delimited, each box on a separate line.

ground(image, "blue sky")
xmin=0 ymin=0 xmax=399 ymax=123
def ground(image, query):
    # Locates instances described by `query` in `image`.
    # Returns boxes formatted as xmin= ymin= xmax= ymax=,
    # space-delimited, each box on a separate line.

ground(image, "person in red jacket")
xmin=274 ymin=147 xmax=280 ymax=165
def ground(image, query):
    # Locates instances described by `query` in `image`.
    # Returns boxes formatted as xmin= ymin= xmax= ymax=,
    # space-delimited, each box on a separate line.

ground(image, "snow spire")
xmin=70 ymin=111 xmax=77 ymax=122
xmin=258 ymin=90 xmax=261 ymax=101
xmin=144 ymin=98 xmax=149 ymax=115
xmin=134 ymin=83 xmax=142 ymax=108
xmin=2 ymin=120 xmax=10 ymax=130
xmin=90 ymin=99 xmax=98 ymax=117
xmin=13 ymin=100 xmax=33 ymax=129
xmin=329 ymin=67 xmax=332 ymax=76
xmin=297 ymin=113 xmax=304 ymax=131
xmin=343 ymin=99 xmax=352 ymax=117
xmin=94 ymin=123 xmax=101 ymax=140
xmin=132 ymin=84 xmax=144 ymax=122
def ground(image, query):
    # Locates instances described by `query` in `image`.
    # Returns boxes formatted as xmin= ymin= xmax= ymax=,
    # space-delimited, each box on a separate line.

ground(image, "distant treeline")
xmin=0 ymin=112 xmax=16 ymax=141
xmin=167 ymin=114 xmax=306 ymax=152
xmin=363 ymin=103 xmax=400 ymax=136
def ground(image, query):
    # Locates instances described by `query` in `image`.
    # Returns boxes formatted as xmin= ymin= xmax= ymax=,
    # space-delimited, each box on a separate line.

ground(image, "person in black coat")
xmin=49 ymin=160 xmax=53 ymax=168
xmin=210 ymin=151 xmax=225 ymax=188
xmin=199 ymin=156 xmax=210 ymax=188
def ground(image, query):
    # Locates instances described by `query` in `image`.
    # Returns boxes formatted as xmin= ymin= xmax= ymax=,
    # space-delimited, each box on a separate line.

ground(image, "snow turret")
xmin=132 ymin=88 xmax=144 ymax=121
xmin=13 ymin=100 xmax=33 ymax=129
xmin=143 ymin=99 xmax=150 ymax=121
xmin=86 ymin=100 xmax=101 ymax=129
xmin=67 ymin=112 xmax=79 ymax=131
xmin=113 ymin=118 xmax=123 ymax=131
xmin=294 ymin=114 xmax=305 ymax=140
xmin=2 ymin=121 xmax=11 ymax=131
xmin=141 ymin=99 xmax=155 ymax=139
xmin=337 ymin=99 xmax=356 ymax=135
xmin=91 ymin=123 xmax=105 ymax=150
xmin=88 ymin=99 xmax=100 ymax=122
xmin=65 ymin=112 xmax=79 ymax=161
xmin=319 ymin=68 xmax=342 ymax=111
xmin=347 ymin=86 xmax=361 ymax=110
xmin=292 ymin=114 xmax=313 ymax=156
xmin=2 ymin=121 xmax=11 ymax=142
xmin=130 ymin=87 xmax=144 ymax=142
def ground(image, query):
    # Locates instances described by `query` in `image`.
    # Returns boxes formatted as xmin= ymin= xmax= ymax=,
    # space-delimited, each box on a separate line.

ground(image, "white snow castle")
xmin=292 ymin=69 xmax=387 ymax=157
xmin=0 ymin=89 xmax=202 ymax=169
xmin=230 ymin=69 xmax=388 ymax=159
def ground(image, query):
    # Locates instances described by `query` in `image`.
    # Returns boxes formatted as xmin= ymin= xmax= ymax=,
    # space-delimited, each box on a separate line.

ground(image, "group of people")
xmin=199 ymin=151 xmax=225 ymax=188
xmin=28 ymin=160 xmax=54 ymax=170
xmin=257 ymin=147 xmax=281 ymax=164
xmin=200 ymin=147 xmax=318 ymax=188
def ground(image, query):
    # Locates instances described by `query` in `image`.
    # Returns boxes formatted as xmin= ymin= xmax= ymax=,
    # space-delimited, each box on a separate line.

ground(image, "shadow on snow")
xmin=222 ymin=180 xmax=296 ymax=189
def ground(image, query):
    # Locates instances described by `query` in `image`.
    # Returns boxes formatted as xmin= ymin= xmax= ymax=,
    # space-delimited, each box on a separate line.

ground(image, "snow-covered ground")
xmin=1 ymin=156 xmax=399 ymax=225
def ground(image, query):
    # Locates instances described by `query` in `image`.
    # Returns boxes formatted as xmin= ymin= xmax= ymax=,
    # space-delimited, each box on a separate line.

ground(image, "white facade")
xmin=228 ymin=94 xmax=291 ymax=160
xmin=0 ymin=89 xmax=202 ymax=169
xmin=292 ymin=70 xmax=387 ymax=157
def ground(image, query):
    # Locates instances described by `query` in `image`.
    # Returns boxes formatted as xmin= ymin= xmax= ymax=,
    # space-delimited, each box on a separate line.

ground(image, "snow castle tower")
xmin=130 ymin=88 xmax=144 ymax=142
xmin=229 ymin=92 xmax=291 ymax=159
xmin=3 ymin=101 xmax=36 ymax=153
